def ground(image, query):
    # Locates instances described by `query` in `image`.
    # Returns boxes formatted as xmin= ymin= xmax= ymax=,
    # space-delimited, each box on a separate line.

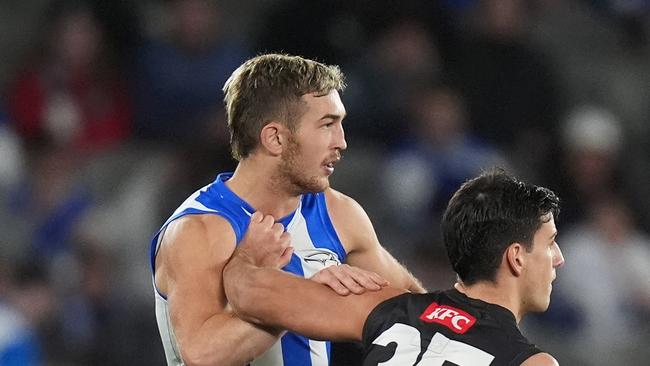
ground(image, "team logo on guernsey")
xmin=419 ymin=302 xmax=476 ymax=334
xmin=302 ymin=248 xmax=340 ymax=267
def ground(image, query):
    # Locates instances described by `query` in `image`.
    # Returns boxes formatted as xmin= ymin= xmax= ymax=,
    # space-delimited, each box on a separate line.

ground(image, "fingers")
xmin=241 ymin=212 xmax=293 ymax=268
xmin=347 ymin=265 xmax=389 ymax=289
xmin=312 ymin=269 xmax=352 ymax=295
xmin=250 ymin=211 xmax=264 ymax=223
xmin=331 ymin=265 xmax=372 ymax=295
xmin=311 ymin=264 xmax=389 ymax=296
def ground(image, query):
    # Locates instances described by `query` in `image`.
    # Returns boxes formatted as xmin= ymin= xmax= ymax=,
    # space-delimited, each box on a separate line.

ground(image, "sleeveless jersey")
xmin=362 ymin=289 xmax=542 ymax=366
xmin=150 ymin=172 xmax=347 ymax=366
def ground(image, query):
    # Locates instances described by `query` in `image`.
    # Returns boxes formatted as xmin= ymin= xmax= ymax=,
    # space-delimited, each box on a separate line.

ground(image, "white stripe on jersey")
xmin=309 ymin=339 xmax=329 ymax=366
xmin=287 ymin=204 xmax=341 ymax=277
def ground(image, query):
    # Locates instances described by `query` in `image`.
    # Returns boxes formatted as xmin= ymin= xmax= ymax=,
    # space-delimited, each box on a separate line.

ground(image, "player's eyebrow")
xmin=320 ymin=113 xmax=345 ymax=121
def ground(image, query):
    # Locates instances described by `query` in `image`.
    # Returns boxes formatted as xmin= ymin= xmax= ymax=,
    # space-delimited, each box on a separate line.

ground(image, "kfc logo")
xmin=419 ymin=303 xmax=476 ymax=334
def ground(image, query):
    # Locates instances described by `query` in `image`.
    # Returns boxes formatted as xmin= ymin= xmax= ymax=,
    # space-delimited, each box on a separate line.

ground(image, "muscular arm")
xmin=155 ymin=215 xmax=280 ymax=366
xmin=223 ymin=248 xmax=404 ymax=341
xmin=325 ymin=189 xmax=426 ymax=293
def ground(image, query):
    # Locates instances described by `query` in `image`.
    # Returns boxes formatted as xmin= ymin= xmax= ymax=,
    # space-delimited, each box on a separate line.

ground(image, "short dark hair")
xmin=441 ymin=169 xmax=560 ymax=285
xmin=222 ymin=54 xmax=346 ymax=160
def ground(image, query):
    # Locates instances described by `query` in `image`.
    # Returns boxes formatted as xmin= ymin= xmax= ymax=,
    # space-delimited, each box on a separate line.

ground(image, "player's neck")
xmin=455 ymin=281 xmax=524 ymax=323
xmin=227 ymin=159 xmax=301 ymax=218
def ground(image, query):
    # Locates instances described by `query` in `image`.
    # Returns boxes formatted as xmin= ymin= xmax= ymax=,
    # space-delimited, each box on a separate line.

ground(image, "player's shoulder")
xmin=163 ymin=214 xmax=237 ymax=253
xmin=324 ymin=187 xmax=356 ymax=204
xmin=323 ymin=187 xmax=366 ymax=217
xmin=521 ymin=352 xmax=559 ymax=366
xmin=167 ymin=213 xmax=232 ymax=236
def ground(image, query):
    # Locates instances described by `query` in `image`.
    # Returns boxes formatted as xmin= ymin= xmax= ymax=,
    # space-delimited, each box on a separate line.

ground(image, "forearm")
xmin=178 ymin=310 xmax=280 ymax=366
xmin=223 ymin=254 xmax=327 ymax=333
xmin=223 ymin=254 xmax=280 ymax=325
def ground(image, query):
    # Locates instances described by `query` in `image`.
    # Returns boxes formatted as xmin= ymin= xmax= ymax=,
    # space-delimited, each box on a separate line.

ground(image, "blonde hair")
xmin=223 ymin=54 xmax=346 ymax=160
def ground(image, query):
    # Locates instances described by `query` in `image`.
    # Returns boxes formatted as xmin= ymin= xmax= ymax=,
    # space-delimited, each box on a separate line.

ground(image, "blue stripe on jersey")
xmin=326 ymin=338 xmax=331 ymax=361
xmin=283 ymin=250 xmax=306 ymax=278
xmin=279 ymin=254 xmax=312 ymax=365
xmin=281 ymin=333 xmax=312 ymax=366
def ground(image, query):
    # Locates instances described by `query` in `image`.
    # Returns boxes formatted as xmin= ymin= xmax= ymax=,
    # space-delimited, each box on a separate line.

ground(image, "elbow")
xmin=181 ymin=344 xmax=215 ymax=366
xmin=180 ymin=347 xmax=208 ymax=366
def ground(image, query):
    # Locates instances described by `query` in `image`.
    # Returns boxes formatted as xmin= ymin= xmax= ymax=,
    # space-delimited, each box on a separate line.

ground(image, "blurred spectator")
xmin=0 ymin=107 xmax=25 ymax=191
xmin=344 ymin=19 xmax=442 ymax=143
xmin=132 ymin=0 xmax=248 ymax=147
xmin=6 ymin=0 xmax=132 ymax=153
xmin=255 ymin=0 xmax=355 ymax=63
xmin=0 ymin=107 xmax=31 ymax=265
xmin=131 ymin=0 xmax=249 ymax=205
xmin=0 ymin=259 xmax=52 ymax=366
xmin=555 ymin=194 xmax=650 ymax=365
xmin=554 ymin=105 xmax=629 ymax=226
xmin=10 ymin=144 xmax=91 ymax=260
xmin=590 ymin=0 xmax=649 ymax=49
xmin=255 ymin=0 xmax=454 ymax=65
xmin=530 ymin=0 xmax=650 ymax=231
xmin=448 ymin=0 xmax=562 ymax=181
xmin=53 ymin=243 xmax=132 ymax=365
xmin=381 ymin=83 xmax=508 ymax=232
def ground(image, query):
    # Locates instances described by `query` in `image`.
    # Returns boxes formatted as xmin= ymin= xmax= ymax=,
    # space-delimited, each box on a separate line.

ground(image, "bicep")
xmin=327 ymin=190 xmax=420 ymax=291
xmin=346 ymin=244 xmax=412 ymax=288
xmin=159 ymin=216 xmax=237 ymax=342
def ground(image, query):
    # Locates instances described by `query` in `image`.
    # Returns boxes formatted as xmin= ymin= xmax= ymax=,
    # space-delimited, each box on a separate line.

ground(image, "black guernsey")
xmin=361 ymin=289 xmax=542 ymax=366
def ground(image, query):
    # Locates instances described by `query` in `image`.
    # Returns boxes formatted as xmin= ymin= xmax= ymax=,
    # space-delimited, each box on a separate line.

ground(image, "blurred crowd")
xmin=0 ymin=0 xmax=649 ymax=365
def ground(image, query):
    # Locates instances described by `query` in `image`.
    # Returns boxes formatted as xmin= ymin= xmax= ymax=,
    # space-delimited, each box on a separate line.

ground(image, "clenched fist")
xmin=238 ymin=211 xmax=294 ymax=268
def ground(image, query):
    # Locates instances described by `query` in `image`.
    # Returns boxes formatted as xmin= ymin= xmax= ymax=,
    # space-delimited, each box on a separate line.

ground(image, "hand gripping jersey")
xmin=362 ymin=289 xmax=542 ymax=366
xmin=150 ymin=173 xmax=347 ymax=366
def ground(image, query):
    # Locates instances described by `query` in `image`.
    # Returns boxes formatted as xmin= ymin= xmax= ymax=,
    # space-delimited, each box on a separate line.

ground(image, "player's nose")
xmin=553 ymin=242 xmax=564 ymax=268
xmin=334 ymin=123 xmax=347 ymax=151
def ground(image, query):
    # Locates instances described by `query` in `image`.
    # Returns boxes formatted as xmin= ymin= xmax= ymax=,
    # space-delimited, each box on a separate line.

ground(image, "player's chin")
xmin=315 ymin=174 xmax=330 ymax=189
xmin=529 ymin=292 xmax=552 ymax=313
xmin=540 ymin=300 xmax=551 ymax=312
xmin=529 ymin=301 xmax=551 ymax=314
xmin=304 ymin=176 xmax=329 ymax=193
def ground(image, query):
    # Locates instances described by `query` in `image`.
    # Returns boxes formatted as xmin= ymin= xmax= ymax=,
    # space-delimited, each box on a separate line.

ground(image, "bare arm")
xmin=222 ymin=213 xmax=404 ymax=341
xmin=155 ymin=215 xmax=280 ymax=366
xmin=325 ymin=189 xmax=426 ymax=293
xmin=521 ymin=353 xmax=560 ymax=366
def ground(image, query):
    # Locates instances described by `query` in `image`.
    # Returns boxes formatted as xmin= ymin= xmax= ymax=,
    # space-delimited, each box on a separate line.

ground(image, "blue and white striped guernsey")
xmin=150 ymin=172 xmax=347 ymax=366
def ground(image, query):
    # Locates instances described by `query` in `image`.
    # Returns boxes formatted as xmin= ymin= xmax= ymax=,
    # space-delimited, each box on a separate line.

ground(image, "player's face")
xmin=279 ymin=90 xmax=347 ymax=193
xmin=523 ymin=214 xmax=564 ymax=313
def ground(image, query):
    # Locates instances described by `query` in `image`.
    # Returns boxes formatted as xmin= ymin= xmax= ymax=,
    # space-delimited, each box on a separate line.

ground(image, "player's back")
xmin=362 ymin=289 xmax=542 ymax=366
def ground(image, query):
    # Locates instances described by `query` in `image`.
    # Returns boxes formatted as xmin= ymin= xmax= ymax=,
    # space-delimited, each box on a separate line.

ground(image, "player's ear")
xmin=260 ymin=121 xmax=286 ymax=156
xmin=505 ymin=242 xmax=525 ymax=277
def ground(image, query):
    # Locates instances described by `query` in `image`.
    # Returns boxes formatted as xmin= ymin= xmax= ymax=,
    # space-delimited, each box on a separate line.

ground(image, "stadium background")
xmin=0 ymin=0 xmax=649 ymax=365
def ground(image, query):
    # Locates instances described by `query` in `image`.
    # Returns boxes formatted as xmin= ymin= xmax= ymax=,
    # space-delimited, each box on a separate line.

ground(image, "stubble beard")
xmin=277 ymin=135 xmax=329 ymax=195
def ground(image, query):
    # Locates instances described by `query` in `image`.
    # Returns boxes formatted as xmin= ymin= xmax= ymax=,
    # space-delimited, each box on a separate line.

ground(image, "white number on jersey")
xmin=371 ymin=323 xmax=495 ymax=366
